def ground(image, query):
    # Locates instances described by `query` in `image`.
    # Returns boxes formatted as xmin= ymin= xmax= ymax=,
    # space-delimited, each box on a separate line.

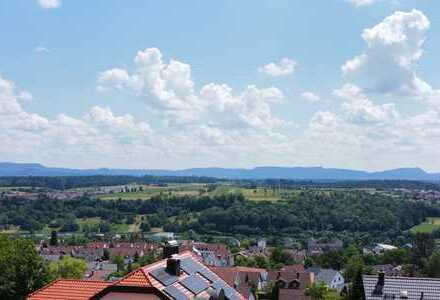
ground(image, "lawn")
xmin=410 ymin=217 xmax=440 ymax=234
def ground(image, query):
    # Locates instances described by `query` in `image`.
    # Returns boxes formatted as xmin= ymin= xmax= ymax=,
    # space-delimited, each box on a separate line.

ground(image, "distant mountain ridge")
xmin=0 ymin=162 xmax=439 ymax=181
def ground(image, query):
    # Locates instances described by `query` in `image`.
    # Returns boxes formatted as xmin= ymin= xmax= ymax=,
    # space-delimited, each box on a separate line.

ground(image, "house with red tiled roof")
xmin=210 ymin=265 xmax=314 ymax=300
xmin=27 ymin=280 xmax=112 ymax=300
xmin=28 ymin=247 xmax=244 ymax=300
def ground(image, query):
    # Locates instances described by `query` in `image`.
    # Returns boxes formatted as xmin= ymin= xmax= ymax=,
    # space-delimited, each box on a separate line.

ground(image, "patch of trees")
xmin=0 ymin=235 xmax=49 ymax=300
xmin=1 ymin=190 xmax=439 ymax=243
xmin=191 ymin=191 xmax=439 ymax=240
xmin=0 ymin=175 xmax=221 ymax=190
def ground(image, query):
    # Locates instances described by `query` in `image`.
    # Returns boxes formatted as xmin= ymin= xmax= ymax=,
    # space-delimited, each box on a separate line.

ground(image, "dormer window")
xmin=289 ymin=279 xmax=300 ymax=289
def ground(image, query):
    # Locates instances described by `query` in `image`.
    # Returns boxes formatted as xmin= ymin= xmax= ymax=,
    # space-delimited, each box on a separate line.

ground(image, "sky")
xmin=1 ymin=0 xmax=440 ymax=171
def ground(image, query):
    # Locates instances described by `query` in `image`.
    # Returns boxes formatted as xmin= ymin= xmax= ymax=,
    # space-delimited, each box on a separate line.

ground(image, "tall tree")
xmin=0 ymin=235 xmax=49 ymax=300
xmin=49 ymin=230 xmax=58 ymax=246
xmin=349 ymin=268 xmax=365 ymax=300
xmin=305 ymin=282 xmax=328 ymax=300
xmin=424 ymin=251 xmax=440 ymax=278
xmin=47 ymin=256 xmax=87 ymax=280
xmin=412 ymin=233 xmax=435 ymax=269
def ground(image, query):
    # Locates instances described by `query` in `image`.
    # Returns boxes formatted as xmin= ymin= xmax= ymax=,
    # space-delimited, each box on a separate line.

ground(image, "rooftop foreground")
xmin=28 ymin=250 xmax=244 ymax=300
xmin=363 ymin=273 xmax=440 ymax=300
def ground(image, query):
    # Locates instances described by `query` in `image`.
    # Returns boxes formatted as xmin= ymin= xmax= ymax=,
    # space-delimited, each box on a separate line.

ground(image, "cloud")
xmin=258 ymin=58 xmax=297 ymax=77
xmin=37 ymin=0 xmax=61 ymax=9
xmin=0 ymin=74 xmax=161 ymax=168
xmin=342 ymin=10 xmax=430 ymax=97
xmin=301 ymin=92 xmax=320 ymax=103
xmin=34 ymin=46 xmax=49 ymax=54
xmin=346 ymin=0 xmax=377 ymax=7
xmin=334 ymin=84 xmax=399 ymax=124
xmin=99 ymin=48 xmax=287 ymax=131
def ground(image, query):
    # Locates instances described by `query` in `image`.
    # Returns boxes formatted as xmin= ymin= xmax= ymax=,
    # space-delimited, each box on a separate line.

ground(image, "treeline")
xmin=0 ymin=193 xmax=246 ymax=232
xmin=240 ymin=179 xmax=440 ymax=191
xmin=189 ymin=191 xmax=439 ymax=242
xmin=1 ymin=175 xmax=438 ymax=191
xmin=0 ymin=175 xmax=221 ymax=190
xmin=1 ymin=190 xmax=439 ymax=243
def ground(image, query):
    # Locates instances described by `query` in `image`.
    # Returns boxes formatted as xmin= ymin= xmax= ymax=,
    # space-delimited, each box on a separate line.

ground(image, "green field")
xmin=209 ymin=185 xmax=286 ymax=202
xmin=90 ymin=182 xmax=300 ymax=202
xmin=97 ymin=184 xmax=205 ymax=200
xmin=410 ymin=217 xmax=440 ymax=233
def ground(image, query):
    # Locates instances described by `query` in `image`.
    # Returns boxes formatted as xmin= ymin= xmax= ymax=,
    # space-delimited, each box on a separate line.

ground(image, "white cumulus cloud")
xmin=346 ymin=0 xmax=377 ymax=7
xmin=301 ymin=92 xmax=320 ymax=103
xmin=258 ymin=58 xmax=297 ymax=77
xmin=342 ymin=10 xmax=430 ymax=96
xmin=37 ymin=0 xmax=61 ymax=9
xmin=99 ymin=48 xmax=287 ymax=131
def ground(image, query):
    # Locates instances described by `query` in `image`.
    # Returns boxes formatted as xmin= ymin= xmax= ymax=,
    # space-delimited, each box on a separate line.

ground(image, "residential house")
xmin=373 ymin=243 xmax=398 ymax=255
xmin=210 ymin=266 xmax=267 ymax=299
xmin=73 ymin=247 xmax=104 ymax=262
xmin=363 ymin=273 xmax=440 ymax=299
xmin=267 ymin=269 xmax=314 ymax=300
xmin=210 ymin=264 xmax=313 ymax=300
xmin=85 ymin=262 xmax=118 ymax=281
xmin=39 ymin=245 xmax=75 ymax=261
xmin=307 ymin=238 xmax=343 ymax=256
xmin=257 ymin=239 xmax=267 ymax=251
xmin=28 ymin=248 xmax=245 ymax=300
xmin=193 ymin=242 xmax=234 ymax=267
xmin=307 ymin=267 xmax=345 ymax=292
xmin=372 ymin=264 xmax=402 ymax=277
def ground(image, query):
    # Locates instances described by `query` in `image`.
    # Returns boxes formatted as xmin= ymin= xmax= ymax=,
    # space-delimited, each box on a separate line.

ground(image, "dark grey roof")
xmin=307 ymin=268 xmax=340 ymax=285
xmin=363 ymin=275 xmax=440 ymax=300
xmin=145 ymin=253 xmax=243 ymax=300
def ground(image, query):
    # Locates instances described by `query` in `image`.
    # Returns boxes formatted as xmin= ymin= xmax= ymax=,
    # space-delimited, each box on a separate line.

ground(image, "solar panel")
xmin=180 ymin=274 xmax=209 ymax=294
xmin=163 ymin=285 xmax=189 ymax=300
xmin=150 ymin=267 xmax=179 ymax=286
xmin=198 ymin=267 xmax=218 ymax=283
xmin=180 ymin=258 xmax=202 ymax=275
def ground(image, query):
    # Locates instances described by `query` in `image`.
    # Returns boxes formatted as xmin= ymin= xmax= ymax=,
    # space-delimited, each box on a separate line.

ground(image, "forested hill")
xmin=1 ymin=162 xmax=440 ymax=181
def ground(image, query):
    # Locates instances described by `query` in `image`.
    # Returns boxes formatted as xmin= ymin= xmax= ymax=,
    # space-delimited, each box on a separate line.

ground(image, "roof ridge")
xmin=27 ymin=279 xmax=111 ymax=299
xmin=27 ymin=279 xmax=62 ymax=298
xmin=57 ymin=279 xmax=109 ymax=283
xmin=363 ymin=275 xmax=440 ymax=281
xmin=114 ymin=266 xmax=152 ymax=287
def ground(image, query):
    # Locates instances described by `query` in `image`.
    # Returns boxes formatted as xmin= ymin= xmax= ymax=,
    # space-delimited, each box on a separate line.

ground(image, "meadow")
xmin=410 ymin=217 xmax=440 ymax=234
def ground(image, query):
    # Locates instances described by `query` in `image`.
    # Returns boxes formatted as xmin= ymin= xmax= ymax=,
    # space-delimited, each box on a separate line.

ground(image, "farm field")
xmin=96 ymin=183 xmax=298 ymax=202
xmin=410 ymin=217 xmax=440 ymax=234
xmin=97 ymin=183 xmax=205 ymax=200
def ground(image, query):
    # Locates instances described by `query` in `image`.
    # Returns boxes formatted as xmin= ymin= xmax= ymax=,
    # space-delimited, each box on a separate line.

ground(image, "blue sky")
xmin=1 ymin=0 xmax=440 ymax=171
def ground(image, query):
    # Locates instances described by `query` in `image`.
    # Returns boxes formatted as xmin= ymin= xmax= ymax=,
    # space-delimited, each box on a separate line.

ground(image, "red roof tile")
xmin=115 ymin=269 xmax=152 ymax=287
xmin=27 ymin=279 xmax=111 ymax=300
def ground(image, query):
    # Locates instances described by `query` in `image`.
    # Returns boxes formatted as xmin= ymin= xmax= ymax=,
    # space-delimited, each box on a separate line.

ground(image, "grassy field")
xmin=97 ymin=184 xmax=205 ymax=200
xmin=208 ymin=185 xmax=285 ymax=202
xmin=80 ymin=182 xmax=293 ymax=202
xmin=410 ymin=217 xmax=440 ymax=234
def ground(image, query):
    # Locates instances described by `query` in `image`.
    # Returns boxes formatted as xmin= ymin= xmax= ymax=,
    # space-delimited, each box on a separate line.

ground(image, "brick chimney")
xmin=163 ymin=243 xmax=179 ymax=259
xmin=166 ymin=257 xmax=181 ymax=276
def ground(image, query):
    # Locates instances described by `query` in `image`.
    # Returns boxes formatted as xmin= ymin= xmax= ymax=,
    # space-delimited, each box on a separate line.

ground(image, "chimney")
xmin=163 ymin=243 xmax=179 ymax=259
xmin=373 ymin=272 xmax=385 ymax=296
xmin=420 ymin=292 xmax=424 ymax=300
xmin=166 ymin=257 xmax=181 ymax=276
